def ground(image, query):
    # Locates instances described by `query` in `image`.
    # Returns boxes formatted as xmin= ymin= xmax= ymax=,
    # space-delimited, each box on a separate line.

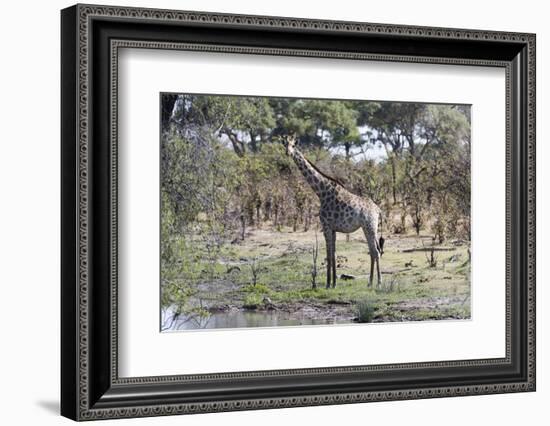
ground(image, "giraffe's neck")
xmin=290 ymin=148 xmax=335 ymax=198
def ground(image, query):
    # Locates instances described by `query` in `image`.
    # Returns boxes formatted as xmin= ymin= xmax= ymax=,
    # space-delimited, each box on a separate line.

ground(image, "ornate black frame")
xmin=61 ymin=3 xmax=536 ymax=421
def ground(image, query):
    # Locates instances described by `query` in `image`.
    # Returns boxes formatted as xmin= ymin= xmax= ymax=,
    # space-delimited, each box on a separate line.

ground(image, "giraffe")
xmin=283 ymin=135 xmax=384 ymax=289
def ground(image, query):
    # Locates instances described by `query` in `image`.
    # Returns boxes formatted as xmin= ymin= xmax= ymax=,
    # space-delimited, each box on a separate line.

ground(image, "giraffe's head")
xmin=282 ymin=134 xmax=297 ymax=156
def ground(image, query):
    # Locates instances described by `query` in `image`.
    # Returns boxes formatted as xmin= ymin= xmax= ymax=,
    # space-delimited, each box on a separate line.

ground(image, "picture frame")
xmin=60 ymin=3 xmax=536 ymax=421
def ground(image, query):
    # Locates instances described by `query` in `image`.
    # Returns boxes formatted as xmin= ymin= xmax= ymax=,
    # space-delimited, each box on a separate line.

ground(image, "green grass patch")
xmin=161 ymin=228 xmax=471 ymax=323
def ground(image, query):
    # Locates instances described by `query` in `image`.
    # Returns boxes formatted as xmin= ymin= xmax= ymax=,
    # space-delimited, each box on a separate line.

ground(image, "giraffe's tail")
xmin=377 ymin=208 xmax=385 ymax=256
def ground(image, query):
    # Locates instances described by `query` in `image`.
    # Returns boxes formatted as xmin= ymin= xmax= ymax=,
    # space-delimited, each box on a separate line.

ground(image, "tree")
xmin=363 ymin=103 xmax=426 ymax=204
xmin=218 ymin=96 xmax=276 ymax=155
xmin=161 ymin=93 xmax=471 ymax=242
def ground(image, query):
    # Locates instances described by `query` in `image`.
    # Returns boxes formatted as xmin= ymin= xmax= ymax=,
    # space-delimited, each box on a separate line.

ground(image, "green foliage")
xmin=242 ymin=283 xmax=271 ymax=294
xmin=243 ymin=293 xmax=264 ymax=309
xmin=163 ymin=96 xmax=471 ymax=241
xmin=356 ymin=299 xmax=376 ymax=323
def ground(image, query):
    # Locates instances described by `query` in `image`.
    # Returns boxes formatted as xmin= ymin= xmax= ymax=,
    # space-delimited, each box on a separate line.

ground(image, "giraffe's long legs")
xmin=363 ymin=224 xmax=381 ymax=288
xmin=376 ymin=257 xmax=381 ymax=288
xmin=369 ymin=254 xmax=374 ymax=287
xmin=331 ymin=231 xmax=337 ymax=288
xmin=323 ymin=228 xmax=333 ymax=289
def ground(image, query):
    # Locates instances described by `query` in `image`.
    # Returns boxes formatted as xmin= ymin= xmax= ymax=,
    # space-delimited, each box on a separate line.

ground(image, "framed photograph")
xmin=61 ymin=4 xmax=536 ymax=421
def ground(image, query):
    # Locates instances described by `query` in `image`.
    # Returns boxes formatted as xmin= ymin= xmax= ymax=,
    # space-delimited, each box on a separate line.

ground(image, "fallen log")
xmin=401 ymin=247 xmax=457 ymax=253
xmin=382 ymin=268 xmax=412 ymax=274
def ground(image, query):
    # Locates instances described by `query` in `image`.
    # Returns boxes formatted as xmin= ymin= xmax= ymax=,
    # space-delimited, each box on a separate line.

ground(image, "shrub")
xmin=243 ymin=293 xmax=263 ymax=310
xmin=242 ymin=283 xmax=271 ymax=294
xmin=356 ymin=299 xmax=375 ymax=323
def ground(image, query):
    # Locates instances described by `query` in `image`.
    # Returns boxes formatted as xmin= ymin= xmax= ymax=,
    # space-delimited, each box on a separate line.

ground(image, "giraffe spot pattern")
xmin=287 ymin=140 xmax=382 ymax=287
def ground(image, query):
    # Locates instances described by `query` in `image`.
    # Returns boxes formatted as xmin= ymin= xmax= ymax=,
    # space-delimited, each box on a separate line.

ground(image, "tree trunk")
xmin=223 ymin=129 xmax=246 ymax=157
xmin=161 ymin=94 xmax=178 ymax=130
xmin=255 ymin=200 xmax=261 ymax=226
xmin=390 ymin=155 xmax=397 ymax=204
xmin=413 ymin=205 xmax=421 ymax=235
xmin=240 ymin=213 xmax=246 ymax=240
xmin=264 ymin=198 xmax=272 ymax=221
xmin=345 ymin=142 xmax=351 ymax=160
xmin=246 ymin=201 xmax=254 ymax=226
xmin=249 ymin=133 xmax=258 ymax=152
xmin=274 ymin=204 xmax=279 ymax=228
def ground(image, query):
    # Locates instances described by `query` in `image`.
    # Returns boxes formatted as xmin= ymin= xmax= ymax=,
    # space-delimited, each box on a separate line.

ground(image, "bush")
xmin=356 ymin=299 xmax=376 ymax=323
xmin=242 ymin=283 xmax=271 ymax=294
xmin=243 ymin=293 xmax=263 ymax=310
